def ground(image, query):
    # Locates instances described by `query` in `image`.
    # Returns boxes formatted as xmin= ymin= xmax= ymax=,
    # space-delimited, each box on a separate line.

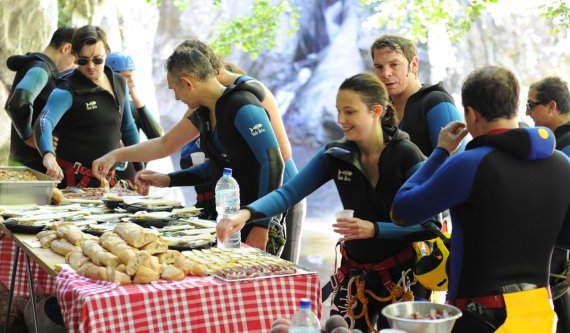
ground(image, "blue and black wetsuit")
xmin=245 ymin=127 xmax=438 ymax=330
xmin=399 ymin=82 xmax=465 ymax=156
xmin=5 ymin=53 xmax=60 ymax=172
xmin=169 ymin=83 xmax=284 ymax=239
xmin=34 ymin=66 xmax=139 ymax=188
xmin=551 ymin=121 xmax=570 ymax=333
xmin=391 ymin=127 xmax=570 ymax=332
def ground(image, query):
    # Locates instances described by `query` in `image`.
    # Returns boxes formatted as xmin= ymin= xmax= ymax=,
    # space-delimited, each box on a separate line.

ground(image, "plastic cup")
xmin=190 ymin=152 xmax=206 ymax=165
xmin=335 ymin=209 xmax=354 ymax=219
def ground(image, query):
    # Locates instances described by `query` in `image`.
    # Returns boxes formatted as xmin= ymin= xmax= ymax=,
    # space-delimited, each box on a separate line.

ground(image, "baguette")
xmin=77 ymin=262 xmax=108 ymax=281
xmin=133 ymin=265 xmax=160 ymax=284
xmin=161 ymin=264 xmax=185 ymax=281
xmin=141 ymin=238 xmax=168 ymax=255
xmin=51 ymin=238 xmax=79 ymax=256
xmin=114 ymin=223 xmax=159 ymax=248
xmin=81 ymin=240 xmax=119 ymax=268
xmin=100 ymin=231 xmax=148 ymax=275
xmin=66 ymin=250 xmax=91 ymax=270
xmin=37 ymin=231 xmax=59 ymax=249
xmin=56 ymin=224 xmax=84 ymax=246
xmin=106 ymin=267 xmax=131 ymax=285
xmin=156 ymin=250 xmax=184 ymax=264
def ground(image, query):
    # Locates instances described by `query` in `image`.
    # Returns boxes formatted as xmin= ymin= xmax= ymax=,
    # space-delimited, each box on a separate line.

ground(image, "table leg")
xmin=25 ymin=255 xmax=39 ymax=333
xmin=3 ymin=246 xmax=20 ymax=333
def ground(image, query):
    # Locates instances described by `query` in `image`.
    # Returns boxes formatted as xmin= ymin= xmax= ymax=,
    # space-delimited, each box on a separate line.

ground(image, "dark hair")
xmin=461 ymin=66 xmax=519 ymax=121
xmin=339 ymin=72 xmax=397 ymax=127
xmin=224 ymin=62 xmax=246 ymax=75
xmin=71 ymin=25 xmax=110 ymax=55
xmin=530 ymin=76 xmax=570 ymax=115
xmin=165 ymin=47 xmax=215 ymax=82
xmin=175 ymin=39 xmax=224 ymax=74
xmin=370 ymin=34 xmax=417 ymax=64
xmin=48 ymin=26 xmax=76 ymax=48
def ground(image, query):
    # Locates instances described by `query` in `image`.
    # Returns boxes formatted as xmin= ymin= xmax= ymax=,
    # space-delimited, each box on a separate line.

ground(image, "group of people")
xmin=5 ymin=24 xmax=570 ymax=333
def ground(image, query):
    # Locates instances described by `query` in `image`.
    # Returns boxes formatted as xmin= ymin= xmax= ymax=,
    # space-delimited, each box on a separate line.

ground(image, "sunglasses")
xmin=76 ymin=57 xmax=105 ymax=66
xmin=526 ymin=100 xmax=545 ymax=111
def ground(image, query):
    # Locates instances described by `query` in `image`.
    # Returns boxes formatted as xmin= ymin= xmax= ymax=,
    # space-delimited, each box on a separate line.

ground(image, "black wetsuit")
xmin=34 ymin=66 xmax=139 ymax=188
xmin=399 ymin=82 xmax=464 ymax=156
xmin=169 ymin=83 xmax=284 ymax=240
xmin=392 ymin=127 xmax=570 ymax=332
xmin=552 ymin=121 xmax=570 ymax=333
xmin=5 ymin=53 xmax=60 ymax=172
xmin=246 ymin=127 xmax=438 ymax=330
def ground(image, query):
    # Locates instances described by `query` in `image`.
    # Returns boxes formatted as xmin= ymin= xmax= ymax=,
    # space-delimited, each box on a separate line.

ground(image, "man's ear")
xmin=410 ymin=56 xmax=419 ymax=76
xmin=465 ymin=106 xmax=479 ymax=123
xmin=179 ymin=75 xmax=193 ymax=89
xmin=546 ymin=100 xmax=558 ymax=115
xmin=60 ymin=42 xmax=72 ymax=54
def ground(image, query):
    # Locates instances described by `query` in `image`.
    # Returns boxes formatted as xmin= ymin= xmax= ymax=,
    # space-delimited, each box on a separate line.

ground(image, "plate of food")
xmin=129 ymin=211 xmax=174 ymax=228
xmin=157 ymin=222 xmax=216 ymax=250
xmin=3 ymin=221 xmax=46 ymax=234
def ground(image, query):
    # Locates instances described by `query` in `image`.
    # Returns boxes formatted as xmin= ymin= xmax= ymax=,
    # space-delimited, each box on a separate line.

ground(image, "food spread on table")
xmin=1 ymin=187 xmax=308 ymax=285
xmin=0 ymin=169 xmax=39 ymax=181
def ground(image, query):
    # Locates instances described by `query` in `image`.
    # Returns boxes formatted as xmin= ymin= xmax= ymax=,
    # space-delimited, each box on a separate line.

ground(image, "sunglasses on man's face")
xmin=76 ymin=57 xmax=105 ymax=66
xmin=526 ymin=100 xmax=545 ymax=112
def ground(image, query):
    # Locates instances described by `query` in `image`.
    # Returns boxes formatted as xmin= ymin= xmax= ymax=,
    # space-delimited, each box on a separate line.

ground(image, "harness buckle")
xmin=73 ymin=162 xmax=83 ymax=174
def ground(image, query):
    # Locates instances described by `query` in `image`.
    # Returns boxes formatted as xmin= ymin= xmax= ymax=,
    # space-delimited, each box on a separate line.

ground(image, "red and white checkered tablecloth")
xmin=56 ymin=267 xmax=322 ymax=333
xmin=0 ymin=231 xmax=56 ymax=296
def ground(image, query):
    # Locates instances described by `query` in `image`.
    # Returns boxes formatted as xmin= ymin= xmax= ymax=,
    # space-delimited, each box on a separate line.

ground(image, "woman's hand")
xmin=92 ymin=152 xmax=117 ymax=180
xmin=333 ymin=217 xmax=375 ymax=241
xmin=217 ymin=209 xmax=251 ymax=243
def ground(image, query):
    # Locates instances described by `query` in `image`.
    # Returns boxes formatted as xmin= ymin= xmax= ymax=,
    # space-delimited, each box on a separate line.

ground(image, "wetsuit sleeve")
xmin=426 ymin=101 xmax=466 ymax=152
xmin=391 ymin=147 xmax=490 ymax=225
xmin=34 ymin=88 xmax=73 ymax=156
xmin=247 ymin=147 xmax=332 ymax=224
xmin=234 ymin=104 xmax=284 ymax=228
xmin=560 ymin=145 xmax=570 ymax=158
xmin=120 ymin=90 xmax=140 ymax=147
xmin=6 ymin=66 xmax=49 ymax=140
xmin=168 ymin=160 xmax=214 ymax=187
xmin=136 ymin=104 xmax=163 ymax=139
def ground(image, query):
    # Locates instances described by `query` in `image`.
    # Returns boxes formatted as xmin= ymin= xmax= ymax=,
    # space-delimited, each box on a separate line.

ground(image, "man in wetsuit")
xmin=370 ymin=34 xmax=465 ymax=156
xmin=5 ymin=26 xmax=76 ymax=172
xmin=34 ymin=25 xmax=139 ymax=188
xmin=92 ymin=46 xmax=284 ymax=250
xmin=527 ymin=76 xmax=570 ymax=333
xmin=391 ymin=66 xmax=570 ymax=332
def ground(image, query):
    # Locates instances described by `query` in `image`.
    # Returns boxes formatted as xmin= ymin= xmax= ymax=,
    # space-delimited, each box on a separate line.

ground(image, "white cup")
xmin=335 ymin=209 xmax=354 ymax=219
xmin=190 ymin=152 xmax=206 ymax=165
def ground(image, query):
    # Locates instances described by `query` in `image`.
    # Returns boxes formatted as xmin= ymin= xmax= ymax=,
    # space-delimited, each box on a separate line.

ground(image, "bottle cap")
xmin=223 ymin=168 xmax=232 ymax=176
xmin=299 ymin=298 xmax=311 ymax=309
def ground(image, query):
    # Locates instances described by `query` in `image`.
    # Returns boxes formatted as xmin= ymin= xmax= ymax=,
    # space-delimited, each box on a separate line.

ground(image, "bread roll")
xmin=77 ymin=262 xmax=108 ymax=281
xmin=51 ymin=187 xmax=64 ymax=206
xmin=174 ymin=256 xmax=208 ymax=277
xmin=51 ymin=238 xmax=79 ymax=256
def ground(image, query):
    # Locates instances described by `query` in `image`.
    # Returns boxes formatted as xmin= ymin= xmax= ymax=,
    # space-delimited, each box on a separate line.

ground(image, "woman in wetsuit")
xmin=217 ymin=72 xmax=438 ymax=331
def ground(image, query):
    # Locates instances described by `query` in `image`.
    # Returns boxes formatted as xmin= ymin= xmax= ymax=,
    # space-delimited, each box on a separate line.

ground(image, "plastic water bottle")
xmin=289 ymin=298 xmax=320 ymax=333
xmin=215 ymin=168 xmax=241 ymax=248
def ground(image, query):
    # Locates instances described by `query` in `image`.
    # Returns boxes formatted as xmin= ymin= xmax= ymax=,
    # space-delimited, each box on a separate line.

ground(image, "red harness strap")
xmin=336 ymin=245 xmax=415 ymax=287
xmin=57 ymin=158 xmax=116 ymax=188
xmin=196 ymin=191 xmax=214 ymax=202
xmin=449 ymin=295 xmax=506 ymax=310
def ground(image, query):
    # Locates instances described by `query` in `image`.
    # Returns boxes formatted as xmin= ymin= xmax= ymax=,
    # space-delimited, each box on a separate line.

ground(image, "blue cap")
xmin=106 ymin=52 xmax=135 ymax=72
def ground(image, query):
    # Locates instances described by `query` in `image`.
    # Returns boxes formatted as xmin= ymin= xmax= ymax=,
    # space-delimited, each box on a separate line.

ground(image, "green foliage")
xmin=540 ymin=0 xmax=570 ymax=33
xmin=209 ymin=0 xmax=300 ymax=59
xmin=360 ymin=0 xmax=499 ymax=43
